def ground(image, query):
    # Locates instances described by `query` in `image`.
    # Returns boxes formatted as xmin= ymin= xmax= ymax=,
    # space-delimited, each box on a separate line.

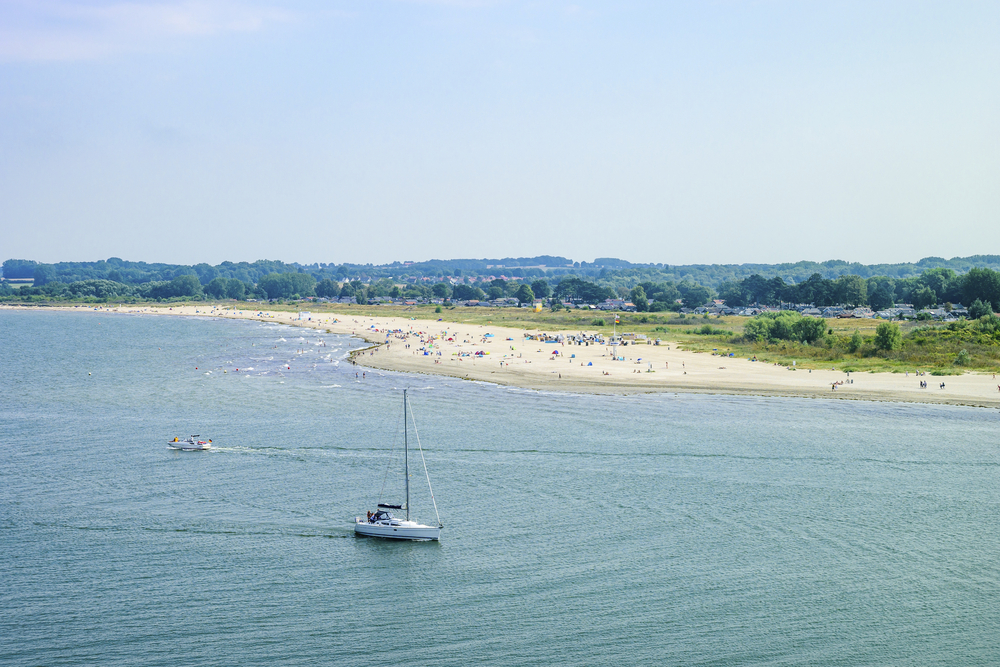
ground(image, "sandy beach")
xmin=7 ymin=303 xmax=1000 ymax=409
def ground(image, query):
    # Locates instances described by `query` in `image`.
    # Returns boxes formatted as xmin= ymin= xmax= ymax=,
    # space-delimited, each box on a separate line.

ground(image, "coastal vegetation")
xmin=5 ymin=255 xmax=1000 ymax=374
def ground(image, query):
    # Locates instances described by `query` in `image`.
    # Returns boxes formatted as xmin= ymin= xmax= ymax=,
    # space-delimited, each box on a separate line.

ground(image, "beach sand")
xmin=8 ymin=303 xmax=1000 ymax=409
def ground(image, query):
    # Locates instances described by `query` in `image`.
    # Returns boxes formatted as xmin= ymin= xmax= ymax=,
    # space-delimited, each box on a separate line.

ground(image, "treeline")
xmin=0 ymin=276 xmax=238 ymax=302
xmin=715 ymin=267 xmax=1000 ymax=311
xmin=5 ymin=256 xmax=1000 ymax=312
xmin=2 ymin=258 xmax=300 ymax=287
xmin=9 ymin=254 xmax=1000 ymax=290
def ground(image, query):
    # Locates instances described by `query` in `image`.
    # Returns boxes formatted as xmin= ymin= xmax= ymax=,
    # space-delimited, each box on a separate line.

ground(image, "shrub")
xmin=695 ymin=325 xmax=733 ymax=336
xmin=847 ymin=330 xmax=863 ymax=353
xmin=592 ymin=318 xmax=606 ymax=327
xmin=873 ymin=322 xmax=902 ymax=351
xmin=954 ymin=349 xmax=971 ymax=366
xmin=741 ymin=311 xmax=825 ymax=344
xmin=977 ymin=314 xmax=1000 ymax=336
xmin=969 ymin=299 xmax=993 ymax=319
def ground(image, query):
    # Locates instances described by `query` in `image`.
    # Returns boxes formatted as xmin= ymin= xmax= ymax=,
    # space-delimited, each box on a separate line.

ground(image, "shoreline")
xmin=6 ymin=302 xmax=1000 ymax=409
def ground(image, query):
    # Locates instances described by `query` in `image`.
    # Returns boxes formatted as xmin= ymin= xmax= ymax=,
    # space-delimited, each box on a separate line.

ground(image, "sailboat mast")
xmin=404 ymin=389 xmax=410 ymax=521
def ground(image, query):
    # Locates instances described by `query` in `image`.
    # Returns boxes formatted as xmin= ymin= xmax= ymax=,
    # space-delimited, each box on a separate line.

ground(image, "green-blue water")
xmin=2 ymin=309 xmax=1000 ymax=665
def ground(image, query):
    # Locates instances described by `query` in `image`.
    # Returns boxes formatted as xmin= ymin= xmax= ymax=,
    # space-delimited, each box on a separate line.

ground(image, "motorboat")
xmin=168 ymin=436 xmax=213 ymax=451
xmin=354 ymin=390 xmax=442 ymax=541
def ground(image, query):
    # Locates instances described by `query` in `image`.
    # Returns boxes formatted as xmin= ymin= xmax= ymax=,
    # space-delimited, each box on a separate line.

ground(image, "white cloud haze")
xmin=1 ymin=1 xmax=998 ymax=266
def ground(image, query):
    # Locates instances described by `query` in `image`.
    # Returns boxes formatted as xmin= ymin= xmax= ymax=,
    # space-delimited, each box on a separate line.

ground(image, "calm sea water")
xmin=2 ymin=309 xmax=1000 ymax=665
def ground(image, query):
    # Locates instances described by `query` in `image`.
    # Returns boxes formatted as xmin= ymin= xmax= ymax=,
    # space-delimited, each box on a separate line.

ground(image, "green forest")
xmin=3 ymin=256 xmax=1000 ymax=316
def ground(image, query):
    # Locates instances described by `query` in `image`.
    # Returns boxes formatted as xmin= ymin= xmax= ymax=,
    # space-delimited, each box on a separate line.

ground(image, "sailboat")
xmin=354 ymin=389 xmax=442 ymax=541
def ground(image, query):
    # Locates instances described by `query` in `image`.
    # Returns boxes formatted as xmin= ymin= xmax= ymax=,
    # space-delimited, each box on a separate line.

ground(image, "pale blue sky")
xmin=2 ymin=1 xmax=998 ymax=266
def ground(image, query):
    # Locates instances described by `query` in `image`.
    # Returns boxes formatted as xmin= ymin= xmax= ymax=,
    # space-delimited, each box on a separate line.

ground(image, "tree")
xmin=32 ymin=264 xmax=55 ymax=286
xmin=553 ymin=277 xmax=615 ymax=303
xmin=630 ymin=286 xmax=648 ymax=312
xmin=794 ymin=273 xmax=834 ymax=306
xmin=969 ymin=298 xmax=993 ymax=319
xmin=834 ymin=275 xmax=868 ymax=307
xmin=677 ymin=281 xmax=713 ymax=308
xmin=257 ymin=272 xmax=315 ymax=300
xmin=919 ymin=268 xmax=957 ymax=300
xmin=717 ymin=280 xmax=749 ymax=307
xmin=742 ymin=317 xmax=772 ymax=342
xmin=869 ymin=285 xmax=895 ymax=311
xmin=432 ymin=283 xmax=452 ymax=299
xmin=225 ymin=279 xmax=247 ymax=300
xmin=530 ymin=279 xmax=551 ymax=299
xmin=911 ymin=285 xmax=937 ymax=311
xmin=792 ymin=316 xmax=826 ymax=343
xmin=742 ymin=274 xmax=785 ymax=305
xmin=368 ymin=278 xmax=396 ymax=297
xmin=193 ymin=263 xmax=219 ymax=284
xmin=873 ymin=321 xmax=902 ymax=352
xmin=2 ymin=259 xmax=37 ymax=279
xmin=170 ymin=274 xmax=202 ymax=298
xmin=514 ymin=283 xmax=534 ymax=306
xmin=962 ymin=267 xmax=1000 ymax=310
xmin=259 ymin=273 xmax=291 ymax=300
xmin=204 ymin=276 xmax=229 ymax=299
xmin=452 ymin=284 xmax=485 ymax=301
xmin=315 ymin=279 xmax=339 ymax=298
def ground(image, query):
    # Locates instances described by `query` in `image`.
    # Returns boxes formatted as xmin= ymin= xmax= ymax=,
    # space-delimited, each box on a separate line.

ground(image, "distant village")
xmin=309 ymin=289 xmax=971 ymax=322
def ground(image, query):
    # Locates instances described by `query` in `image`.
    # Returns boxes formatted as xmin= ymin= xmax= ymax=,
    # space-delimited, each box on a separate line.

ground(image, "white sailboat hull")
xmin=354 ymin=518 xmax=441 ymax=541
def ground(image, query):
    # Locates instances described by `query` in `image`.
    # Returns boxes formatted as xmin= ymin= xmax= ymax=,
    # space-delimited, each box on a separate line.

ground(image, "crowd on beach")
xmin=7 ymin=303 xmax=1000 ymax=407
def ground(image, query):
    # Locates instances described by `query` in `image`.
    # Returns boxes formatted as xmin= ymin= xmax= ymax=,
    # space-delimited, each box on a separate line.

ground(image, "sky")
xmin=1 ymin=0 xmax=998 ymax=267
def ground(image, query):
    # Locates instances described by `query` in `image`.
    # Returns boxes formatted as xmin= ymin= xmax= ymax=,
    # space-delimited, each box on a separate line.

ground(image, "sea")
xmin=2 ymin=309 xmax=1000 ymax=666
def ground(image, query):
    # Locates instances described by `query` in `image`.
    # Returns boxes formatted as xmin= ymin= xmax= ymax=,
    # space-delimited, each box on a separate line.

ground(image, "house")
xmin=598 ymin=299 xmax=636 ymax=312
